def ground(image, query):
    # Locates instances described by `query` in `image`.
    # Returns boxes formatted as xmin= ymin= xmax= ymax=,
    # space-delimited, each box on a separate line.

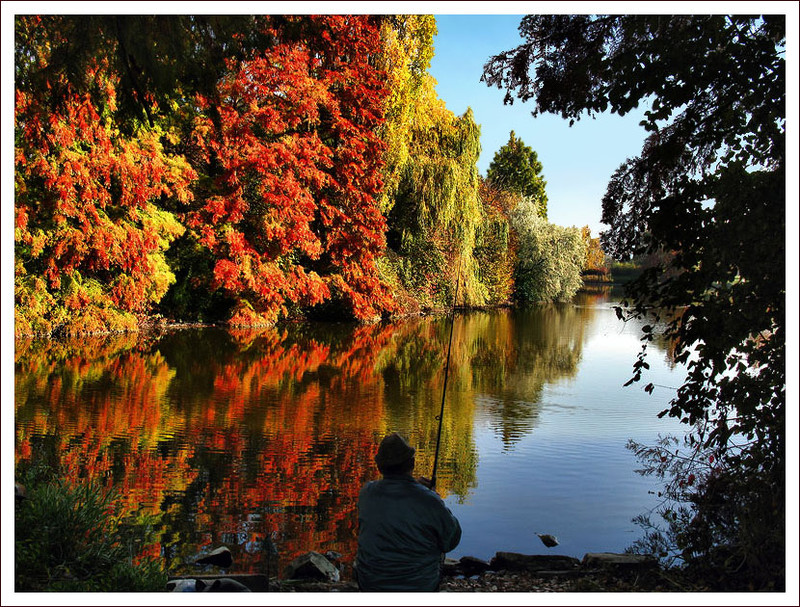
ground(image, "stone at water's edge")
xmin=459 ymin=555 xmax=491 ymax=577
xmin=167 ymin=574 xmax=270 ymax=592
xmin=167 ymin=578 xmax=199 ymax=592
xmin=165 ymin=550 xmax=661 ymax=591
xmin=489 ymin=552 xmax=581 ymax=572
xmin=284 ymin=551 xmax=341 ymax=583
xmin=196 ymin=578 xmax=251 ymax=592
xmin=581 ymin=552 xmax=658 ymax=570
xmin=442 ymin=557 xmax=461 ymax=576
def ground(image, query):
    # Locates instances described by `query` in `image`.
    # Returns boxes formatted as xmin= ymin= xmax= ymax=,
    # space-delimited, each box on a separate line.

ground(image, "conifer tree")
xmin=486 ymin=130 xmax=548 ymax=218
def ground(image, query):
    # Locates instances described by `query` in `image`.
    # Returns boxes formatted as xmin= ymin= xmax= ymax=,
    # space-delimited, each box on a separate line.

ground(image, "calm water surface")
xmin=14 ymin=288 xmax=686 ymax=576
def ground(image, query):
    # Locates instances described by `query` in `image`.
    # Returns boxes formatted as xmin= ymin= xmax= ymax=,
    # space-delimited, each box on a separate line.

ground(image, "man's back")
xmin=356 ymin=474 xmax=461 ymax=592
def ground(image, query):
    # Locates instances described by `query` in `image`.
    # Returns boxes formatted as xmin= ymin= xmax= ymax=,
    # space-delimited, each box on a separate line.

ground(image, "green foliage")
xmin=14 ymin=265 xmax=141 ymax=338
xmin=484 ymin=14 xmax=785 ymax=589
xmin=510 ymin=197 xmax=587 ymax=303
xmin=14 ymin=262 xmax=64 ymax=337
xmin=607 ymin=260 xmax=643 ymax=284
xmin=474 ymin=217 xmax=514 ymax=305
xmin=15 ymin=465 xmax=166 ymax=592
xmin=473 ymin=179 xmax=518 ymax=305
xmin=158 ymin=231 xmax=236 ymax=322
xmin=388 ymin=102 xmax=486 ymax=309
xmin=486 ymin=130 xmax=548 ymax=218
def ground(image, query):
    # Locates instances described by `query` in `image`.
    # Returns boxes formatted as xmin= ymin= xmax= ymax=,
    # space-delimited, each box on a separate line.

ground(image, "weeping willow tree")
xmin=379 ymin=15 xmax=515 ymax=312
xmin=386 ymin=84 xmax=486 ymax=309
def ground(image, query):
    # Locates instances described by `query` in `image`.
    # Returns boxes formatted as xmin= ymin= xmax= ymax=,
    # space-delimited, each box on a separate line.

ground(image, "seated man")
xmin=356 ymin=432 xmax=462 ymax=592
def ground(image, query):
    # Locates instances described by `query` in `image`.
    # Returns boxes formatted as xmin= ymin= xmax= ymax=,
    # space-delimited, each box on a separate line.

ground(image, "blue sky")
xmin=429 ymin=13 xmax=650 ymax=237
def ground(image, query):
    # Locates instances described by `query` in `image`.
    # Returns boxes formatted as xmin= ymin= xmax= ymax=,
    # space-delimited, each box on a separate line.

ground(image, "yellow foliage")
xmin=378 ymin=15 xmax=438 ymax=214
xmin=581 ymin=226 xmax=608 ymax=275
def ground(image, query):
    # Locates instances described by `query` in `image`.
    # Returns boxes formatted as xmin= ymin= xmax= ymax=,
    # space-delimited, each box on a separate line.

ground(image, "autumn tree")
xmin=387 ymin=93 xmax=485 ymax=308
xmin=580 ymin=226 xmax=608 ymax=280
xmin=377 ymin=15 xmax=488 ymax=311
xmin=376 ymin=15 xmax=438 ymax=215
xmin=15 ymin=15 xmax=398 ymax=331
xmin=14 ymin=16 xmax=195 ymax=337
xmin=486 ymin=130 xmax=548 ymax=218
xmin=483 ymin=14 xmax=786 ymax=589
xmin=14 ymin=15 xmax=277 ymax=334
xmin=179 ymin=15 xmax=394 ymax=325
xmin=474 ymin=179 xmax=518 ymax=304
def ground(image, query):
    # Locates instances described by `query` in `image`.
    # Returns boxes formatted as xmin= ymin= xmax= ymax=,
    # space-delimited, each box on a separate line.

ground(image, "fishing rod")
xmin=430 ymin=262 xmax=461 ymax=490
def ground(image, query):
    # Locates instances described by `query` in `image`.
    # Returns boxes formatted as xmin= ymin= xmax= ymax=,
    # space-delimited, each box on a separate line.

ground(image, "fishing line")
xmin=431 ymin=261 xmax=462 ymax=490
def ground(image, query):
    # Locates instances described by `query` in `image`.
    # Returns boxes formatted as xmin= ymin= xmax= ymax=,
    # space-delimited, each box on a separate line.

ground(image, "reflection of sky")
xmin=449 ymin=302 xmax=687 ymax=562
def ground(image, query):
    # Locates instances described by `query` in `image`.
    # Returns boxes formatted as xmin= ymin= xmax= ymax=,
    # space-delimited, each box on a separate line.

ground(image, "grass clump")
xmin=15 ymin=465 xmax=166 ymax=592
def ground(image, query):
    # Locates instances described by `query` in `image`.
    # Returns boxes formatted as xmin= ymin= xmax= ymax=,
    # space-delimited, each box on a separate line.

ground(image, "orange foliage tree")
xmin=184 ymin=15 xmax=395 ymax=326
xmin=580 ymin=226 xmax=609 ymax=280
xmin=14 ymin=16 xmax=195 ymax=337
xmin=15 ymin=15 xmax=398 ymax=335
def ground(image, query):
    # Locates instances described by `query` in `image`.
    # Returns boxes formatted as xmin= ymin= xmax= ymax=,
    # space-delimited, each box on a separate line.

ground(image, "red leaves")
xmin=15 ymin=48 xmax=193 ymax=331
xmin=15 ymin=206 xmax=29 ymax=231
xmin=15 ymin=15 xmax=400 ymax=332
xmin=214 ymin=259 xmax=242 ymax=291
xmin=187 ymin=15 xmax=394 ymax=324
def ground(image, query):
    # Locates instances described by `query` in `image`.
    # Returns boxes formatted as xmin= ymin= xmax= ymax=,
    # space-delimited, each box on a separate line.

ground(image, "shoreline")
xmin=14 ymin=284 xmax=626 ymax=342
xmin=166 ymin=550 xmax=676 ymax=593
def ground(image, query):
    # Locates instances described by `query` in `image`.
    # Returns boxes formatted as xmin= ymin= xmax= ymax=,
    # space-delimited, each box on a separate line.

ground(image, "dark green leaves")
xmin=483 ymin=14 xmax=786 ymax=589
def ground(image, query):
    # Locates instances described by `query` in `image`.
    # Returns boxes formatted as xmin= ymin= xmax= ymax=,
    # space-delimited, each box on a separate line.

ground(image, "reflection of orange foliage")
xmin=15 ymin=323 xmax=411 ymax=576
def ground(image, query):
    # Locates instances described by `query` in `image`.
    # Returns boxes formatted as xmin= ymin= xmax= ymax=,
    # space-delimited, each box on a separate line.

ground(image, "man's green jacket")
xmin=356 ymin=474 xmax=462 ymax=592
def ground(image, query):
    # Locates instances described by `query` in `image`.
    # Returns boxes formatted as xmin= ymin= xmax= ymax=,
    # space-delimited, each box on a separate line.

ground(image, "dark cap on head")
xmin=375 ymin=432 xmax=415 ymax=468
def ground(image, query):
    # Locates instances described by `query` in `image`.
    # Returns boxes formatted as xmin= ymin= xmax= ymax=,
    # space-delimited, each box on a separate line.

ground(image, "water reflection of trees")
xmin=15 ymin=291 xmax=682 ymax=574
xmin=376 ymin=317 xmax=479 ymax=501
xmin=576 ymin=285 xmax=683 ymax=370
xmin=462 ymin=303 xmax=593 ymax=449
xmin=14 ymin=319 xmax=480 ymax=575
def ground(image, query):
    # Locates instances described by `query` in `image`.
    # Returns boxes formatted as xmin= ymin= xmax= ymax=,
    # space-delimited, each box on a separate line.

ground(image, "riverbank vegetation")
xmin=484 ymin=14 xmax=786 ymax=591
xmin=14 ymin=15 xmax=589 ymax=339
xmin=15 ymin=464 xmax=166 ymax=592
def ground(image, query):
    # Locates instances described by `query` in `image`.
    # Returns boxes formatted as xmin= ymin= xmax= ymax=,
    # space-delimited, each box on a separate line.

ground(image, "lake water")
xmin=14 ymin=287 xmax=687 ymax=577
